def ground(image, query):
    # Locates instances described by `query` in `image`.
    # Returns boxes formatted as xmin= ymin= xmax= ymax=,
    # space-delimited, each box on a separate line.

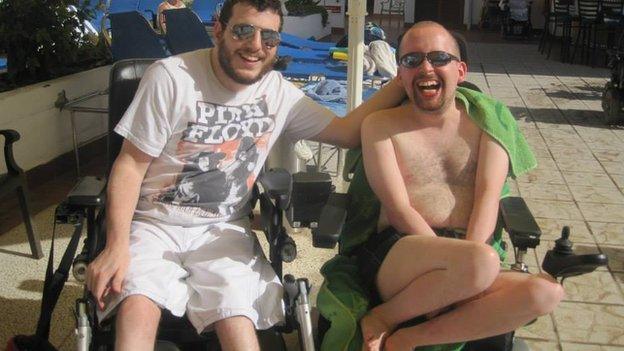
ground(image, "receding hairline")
xmin=398 ymin=21 xmax=461 ymax=58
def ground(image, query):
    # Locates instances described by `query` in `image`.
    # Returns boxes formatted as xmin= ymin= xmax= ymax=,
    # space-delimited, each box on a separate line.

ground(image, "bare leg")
xmin=215 ymin=316 xmax=260 ymax=351
xmin=360 ymin=235 xmax=500 ymax=351
xmin=115 ymin=295 xmax=161 ymax=351
xmin=384 ymin=272 xmax=564 ymax=351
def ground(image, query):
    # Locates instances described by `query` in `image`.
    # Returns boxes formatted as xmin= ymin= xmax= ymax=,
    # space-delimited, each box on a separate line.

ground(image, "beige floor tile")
xmin=588 ymin=223 xmax=624 ymax=246
xmin=560 ymin=271 xmax=624 ymax=304
xmin=518 ymin=168 xmax=565 ymax=185
xmin=534 ymin=157 xmax=559 ymax=171
xmin=523 ymin=340 xmax=561 ymax=351
xmin=550 ymin=149 xmax=596 ymax=160
xmin=594 ymin=150 xmax=624 ymax=163
xmin=562 ymin=343 xmax=624 ymax=350
xmin=611 ymin=174 xmax=624 ymax=190
xmin=578 ymin=203 xmax=624 ymax=223
xmin=599 ymin=245 xmax=624 ymax=272
xmin=615 ymin=273 xmax=624 ymax=292
xmin=569 ymin=186 xmax=624 ymax=204
xmin=558 ymin=158 xmax=605 ymax=173
xmin=536 ymin=218 xmax=594 ymax=243
xmin=526 ymin=199 xmax=582 ymax=220
xmin=602 ymin=161 xmax=624 ymax=175
xmin=563 ymin=172 xmax=615 ymax=188
xmin=553 ymin=302 xmax=624 ymax=345
xmin=519 ymin=183 xmax=573 ymax=201
xmin=516 ymin=315 xmax=558 ymax=340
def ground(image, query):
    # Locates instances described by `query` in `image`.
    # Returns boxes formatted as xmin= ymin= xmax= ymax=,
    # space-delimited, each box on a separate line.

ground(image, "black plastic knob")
xmin=553 ymin=226 xmax=574 ymax=255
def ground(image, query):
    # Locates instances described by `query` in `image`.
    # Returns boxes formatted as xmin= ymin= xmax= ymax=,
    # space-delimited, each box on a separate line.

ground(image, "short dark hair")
xmin=218 ymin=0 xmax=283 ymax=30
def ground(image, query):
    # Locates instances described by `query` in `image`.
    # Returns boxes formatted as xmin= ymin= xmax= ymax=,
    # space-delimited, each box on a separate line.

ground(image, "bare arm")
xmin=87 ymin=140 xmax=154 ymax=309
xmin=361 ymin=114 xmax=436 ymax=237
xmin=312 ymin=78 xmax=407 ymax=149
xmin=465 ymin=133 xmax=509 ymax=243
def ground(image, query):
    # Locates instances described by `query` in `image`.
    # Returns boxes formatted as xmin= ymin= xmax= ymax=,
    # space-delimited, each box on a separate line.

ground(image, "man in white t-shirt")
xmin=86 ymin=0 xmax=406 ymax=350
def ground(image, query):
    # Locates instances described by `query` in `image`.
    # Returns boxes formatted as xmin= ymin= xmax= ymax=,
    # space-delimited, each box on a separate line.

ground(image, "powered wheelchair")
xmin=10 ymin=57 xmax=609 ymax=351
xmin=8 ymin=58 xmax=336 ymax=351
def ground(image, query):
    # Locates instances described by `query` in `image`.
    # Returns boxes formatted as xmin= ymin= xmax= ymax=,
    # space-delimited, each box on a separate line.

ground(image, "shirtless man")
xmin=358 ymin=21 xmax=565 ymax=351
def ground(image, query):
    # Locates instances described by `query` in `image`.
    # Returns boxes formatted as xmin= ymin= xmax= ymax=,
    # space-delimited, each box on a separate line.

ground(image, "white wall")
xmin=283 ymin=13 xmax=332 ymax=40
xmin=320 ymin=0 xmax=346 ymax=29
xmin=0 ymin=65 xmax=110 ymax=173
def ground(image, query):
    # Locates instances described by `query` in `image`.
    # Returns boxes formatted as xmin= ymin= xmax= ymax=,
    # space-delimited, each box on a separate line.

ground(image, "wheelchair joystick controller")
xmin=553 ymin=226 xmax=574 ymax=255
xmin=542 ymin=226 xmax=609 ymax=281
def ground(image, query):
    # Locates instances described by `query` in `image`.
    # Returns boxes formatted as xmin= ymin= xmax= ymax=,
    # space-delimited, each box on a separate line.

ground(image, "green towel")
xmin=318 ymin=88 xmax=537 ymax=351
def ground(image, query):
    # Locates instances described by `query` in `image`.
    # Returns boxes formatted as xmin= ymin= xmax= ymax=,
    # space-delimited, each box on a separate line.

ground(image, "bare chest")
xmin=385 ymin=119 xmax=482 ymax=228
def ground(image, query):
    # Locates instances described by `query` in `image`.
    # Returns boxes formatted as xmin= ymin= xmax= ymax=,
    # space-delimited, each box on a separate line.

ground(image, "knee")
xmin=522 ymin=275 xmax=565 ymax=316
xmin=118 ymin=294 xmax=161 ymax=321
xmin=461 ymin=243 xmax=500 ymax=293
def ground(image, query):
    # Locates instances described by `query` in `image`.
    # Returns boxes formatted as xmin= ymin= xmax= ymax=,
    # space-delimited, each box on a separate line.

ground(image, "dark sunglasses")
xmin=230 ymin=23 xmax=281 ymax=48
xmin=398 ymin=51 xmax=460 ymax=69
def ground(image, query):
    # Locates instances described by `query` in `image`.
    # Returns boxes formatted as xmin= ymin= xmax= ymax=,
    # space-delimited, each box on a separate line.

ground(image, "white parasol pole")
xmin=346 ymin=0 xmax=366 ymax=112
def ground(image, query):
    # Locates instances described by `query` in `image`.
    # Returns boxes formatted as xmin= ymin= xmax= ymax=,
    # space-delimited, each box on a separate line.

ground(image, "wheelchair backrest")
xmin=107 ymin=58 xmax=157 ymax=173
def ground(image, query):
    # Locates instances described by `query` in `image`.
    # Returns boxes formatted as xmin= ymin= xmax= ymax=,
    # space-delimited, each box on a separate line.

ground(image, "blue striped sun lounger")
xmin=277 ymin=46 xmax=329 ymax=63
xmin=280 ymin=33 xmax=335 ymax=51
xmin=193 ymin=0 xmax=223 ymax=25
xmin=277 ymin=61 xmax=351 ymax=80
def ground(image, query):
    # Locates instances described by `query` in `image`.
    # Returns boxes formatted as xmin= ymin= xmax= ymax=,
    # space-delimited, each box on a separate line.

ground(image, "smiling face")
xmin=212 ymin=3 xmax=280 ymax=90
xmin=398 ymin=23 xmax=467 ymax=115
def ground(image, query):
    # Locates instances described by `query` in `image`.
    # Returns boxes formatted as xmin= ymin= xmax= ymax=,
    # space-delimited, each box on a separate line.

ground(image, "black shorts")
xmin=354 ymin=227 xmax=466 ymax=306
xmin=354 ymin=226 xmax=405 ymax=306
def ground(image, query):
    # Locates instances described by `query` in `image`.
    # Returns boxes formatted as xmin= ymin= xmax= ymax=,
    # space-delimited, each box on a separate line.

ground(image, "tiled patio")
xmin=1 ymin=33 xmax=623 ymax=350
xmin=464 ymin=40 xmax=624 ymax=350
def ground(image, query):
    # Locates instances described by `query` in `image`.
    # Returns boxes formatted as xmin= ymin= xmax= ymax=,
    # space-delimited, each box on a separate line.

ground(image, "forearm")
xmin=465 ymin=191 xmax=500 ymax=243
xmin=387 ymin=206 xmax=437 ymax=237
xmin=105 ymin=160 xmax=146 ymax=249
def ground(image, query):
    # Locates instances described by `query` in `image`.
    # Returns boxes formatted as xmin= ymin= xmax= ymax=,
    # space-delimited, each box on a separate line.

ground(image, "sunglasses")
xmin=230 ymin=23 xmax=281 ymax=48
xmin=398 ymin=51 xmax=460 ymax=69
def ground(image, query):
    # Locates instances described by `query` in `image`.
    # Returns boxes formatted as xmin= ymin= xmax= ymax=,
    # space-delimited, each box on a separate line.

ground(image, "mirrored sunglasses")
xmin=230 ymin=23 xmax=281 ymax=48
xmin=398 ymin=51 xmax=460 ymax=69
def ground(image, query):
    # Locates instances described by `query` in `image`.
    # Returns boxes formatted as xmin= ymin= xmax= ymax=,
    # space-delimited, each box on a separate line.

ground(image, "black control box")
xmin=287 ymin=172 xmax=333 ymax=228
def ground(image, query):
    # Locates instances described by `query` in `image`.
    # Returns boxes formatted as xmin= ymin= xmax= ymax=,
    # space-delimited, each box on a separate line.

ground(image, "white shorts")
xmin=97 ymin=217 xmax=285 ymax=333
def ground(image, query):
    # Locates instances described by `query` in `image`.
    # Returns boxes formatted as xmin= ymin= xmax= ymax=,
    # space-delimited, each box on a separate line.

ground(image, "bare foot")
xmin=360 ymin=312 xmax=392 ymax=351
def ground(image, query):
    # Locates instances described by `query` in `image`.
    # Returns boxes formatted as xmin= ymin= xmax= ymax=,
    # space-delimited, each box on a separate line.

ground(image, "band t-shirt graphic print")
xmin=156 ymin=98 xmax=272 ymax=217
xmin=114 ymin=49 xmax=334 ymax=226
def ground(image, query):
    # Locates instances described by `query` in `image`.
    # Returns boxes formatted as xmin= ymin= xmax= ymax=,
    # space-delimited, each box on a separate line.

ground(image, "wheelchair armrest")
xmin=311 ymin=193 xmax=348 ymax=249
xmin=500 ymin=196 xmax=541 ymax=250
xmin=1 ymin=129 xmax=23 ymax=175
xmin=257 ymin=168 xmax=292 ymax=210
xmin=66 ymin=176 xmax=106 ymax=207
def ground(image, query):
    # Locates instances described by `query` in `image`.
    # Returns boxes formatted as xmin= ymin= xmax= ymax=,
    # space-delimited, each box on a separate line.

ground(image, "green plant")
xmin=285 ymin=0 xmax=329 ymax=27
xmin=0 ymin=0 xmax=109 ymax=89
